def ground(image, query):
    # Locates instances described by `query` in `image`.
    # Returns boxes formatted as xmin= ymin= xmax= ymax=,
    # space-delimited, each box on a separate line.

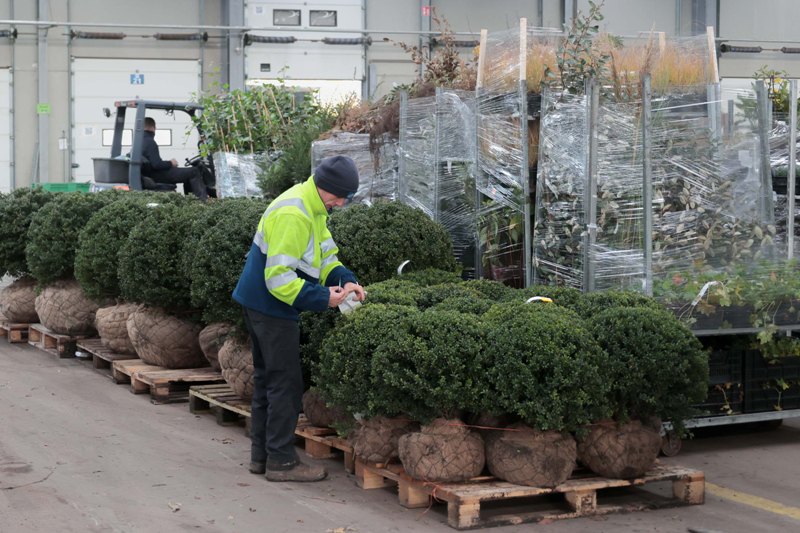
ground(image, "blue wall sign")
xmin=130 ymin=73 xmax=145 ymax=85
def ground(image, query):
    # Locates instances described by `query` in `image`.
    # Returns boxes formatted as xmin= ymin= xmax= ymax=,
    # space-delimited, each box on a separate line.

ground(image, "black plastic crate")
xmin=696 ymin=382 xmax=744 ymax=416
xmin=744 ymin=354 xmax=800 ymax=412
xmin=692 ymin=342 xmax=746 ymax=416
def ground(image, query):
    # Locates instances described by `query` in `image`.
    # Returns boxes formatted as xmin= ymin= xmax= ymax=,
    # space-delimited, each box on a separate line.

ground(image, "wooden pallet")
xmin=0 ymin=320 xmax=30 ymax=343
xmin=189 ymin=383 xmax=251 ymax=433
xmin=27 ymin=324 xmax=88 ymax=358
xmin=112 ymin=359 xmax=223 ymax=404
xmin=295 ymin=422 xmax=355 ymax=474
xmin=355 ymin=459 xmax=704 ymax=530
xmin=76 ymin=338 xmax=138 ymax=371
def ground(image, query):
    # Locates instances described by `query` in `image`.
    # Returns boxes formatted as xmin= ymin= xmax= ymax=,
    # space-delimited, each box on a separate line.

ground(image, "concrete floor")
xmin=1 ymin=340 xmax=799 ymax=533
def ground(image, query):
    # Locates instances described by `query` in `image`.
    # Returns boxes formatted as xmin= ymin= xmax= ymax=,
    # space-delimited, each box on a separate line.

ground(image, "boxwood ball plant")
xmin=26 ymin=190 xmax=123 ymax=285
xmin=328 ymin=201 xmax=458 ymax=285
xmin=588 ymin=306 xmax=709 ymax=435
xmin=118 ymin=201 xmax=206 ymax=311
xmin=190 ymin=198 xmax=268 ymax=326
xmin=76 ymin=192 xmax=189 ymax=300
xmin=316 ymin=304 xmax=420 ymax=416
xmin=482 ymin=301 xmax=612 ymax=432
xmin=0 ymin=187 xmax=54 ymax=277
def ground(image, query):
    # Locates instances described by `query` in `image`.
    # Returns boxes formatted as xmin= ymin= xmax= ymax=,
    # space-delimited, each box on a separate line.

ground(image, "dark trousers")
xmin=147 ymin=166 xmax=208 ymax=200
xmin=242 ymin=307 xmax=303 ymax=466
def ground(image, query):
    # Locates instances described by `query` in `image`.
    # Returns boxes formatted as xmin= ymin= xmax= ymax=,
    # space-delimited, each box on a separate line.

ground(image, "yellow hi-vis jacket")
xmin=232 ymin=176 xmax=357 ymax=320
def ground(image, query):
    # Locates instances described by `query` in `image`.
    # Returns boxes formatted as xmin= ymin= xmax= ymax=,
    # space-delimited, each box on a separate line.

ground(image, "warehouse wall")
xmin=3 ymin=1 xmax=800 ymax=188
xmin=718 ymin=0 xmax=800 ymax=79
xmin=0 ymin=0 xmax=224 ymax=188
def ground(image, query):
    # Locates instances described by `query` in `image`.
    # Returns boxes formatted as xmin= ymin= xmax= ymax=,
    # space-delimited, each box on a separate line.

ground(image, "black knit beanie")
xmin=313 ymin=156 xmax=360 ymax=198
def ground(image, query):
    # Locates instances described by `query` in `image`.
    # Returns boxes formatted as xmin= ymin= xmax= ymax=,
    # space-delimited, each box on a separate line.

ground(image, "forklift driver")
xmin=141 ymin=117 xmax=208 ymax=201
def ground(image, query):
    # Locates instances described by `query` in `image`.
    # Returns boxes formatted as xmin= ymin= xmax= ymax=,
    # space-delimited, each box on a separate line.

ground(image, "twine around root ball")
xmin=218 ymin=336 xmax=254 ymax=401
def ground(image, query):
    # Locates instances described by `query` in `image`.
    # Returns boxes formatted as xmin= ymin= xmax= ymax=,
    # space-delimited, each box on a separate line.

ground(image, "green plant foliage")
xmin=118 ymin=201 xmax=206 ymax=311
xmin=258 ymin=112 xmax=335 ymax=199
xmin=571 ymin=290 xmax=664 ymax=319
xmin=547 ymin=0 xmax=610 ymax=95
xmin=363 ymin=279 xmax=422 ymax=307
xmin=316 ymin=304 xmax=420 ymax=415
xmin=399 ymin=268 xmax=463 ymax=286
xmin=517 ymin=284 xmax=583 ymax=308
xmin=26 ymin=191 xmax=123 ymax=285
xmin=588 ymin=307 xmax=708 ymax=436
xmin=370 ymin=309 xmax=486 ymax=422
xmin=416 ymin=282 xmax=484 ymax=309
xmin=482 ymin=302 xmax=611 ymax=431
xmin=432 ymin=296 xmax=494 ymax=315
xmin=190 ymin=198 xmax=268 ymax=324
xmin=328 ymin=201 xmax=458 ymax=285
xmin=462 ymin=279 xmax=516 ymax=301
xmin=0 ymin=188 xmax=54 ymax=277
xmin=299 ymin=309 xmax=343 ymax=388
xmin=192 ymin=84 xmax=328 ymax=156
xmin=76 ymin=192 xmax=189 ymax=300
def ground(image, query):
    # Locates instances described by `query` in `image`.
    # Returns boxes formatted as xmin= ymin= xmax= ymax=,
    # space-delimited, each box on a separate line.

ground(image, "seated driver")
xmin=141 ymin=117 xmax=207 ymax=200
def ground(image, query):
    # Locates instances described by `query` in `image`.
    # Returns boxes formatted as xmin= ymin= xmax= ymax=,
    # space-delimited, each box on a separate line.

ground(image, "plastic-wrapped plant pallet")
xmin=398 ymin=89 xmax=478 ymax=276
xmin=532 ymin=75 xmax=800 ymax=335
xmin=475 ymin=20 xmax=560 ymax=287
xmin=213 ymin=152 xmax=271 ymax=198
xmin=311 ymin=132 xmax=398 ymax=204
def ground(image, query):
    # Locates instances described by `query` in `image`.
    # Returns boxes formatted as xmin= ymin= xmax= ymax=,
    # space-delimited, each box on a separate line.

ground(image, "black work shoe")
xmin=265 ymin=461 xmax=327 ymax=482
xmin=249 ymin=461 xmax=266 ymax=475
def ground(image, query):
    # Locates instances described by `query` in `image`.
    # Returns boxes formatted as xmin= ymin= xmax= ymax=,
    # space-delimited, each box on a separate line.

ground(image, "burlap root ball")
xmin=485 ymin=423 xmax=577 ymax=487
xmin=577 ymin=420 xmax=662 ymax=479
xmin=126 ymin=307 xmax=205 ymax=369
xmin=34 ymin=279 xmax=103 ymax=335
xmin=302 ymin=388 xmax=352 ymax=428
xmin=95 ymin=303 xmax=138 ymax=355
xmin=218 ymin=336 xmax=254 ymax=401
xmin=0 ymin=277 xmax=39 ymax=323
xmin=352 ymin=416 xmax=420 ymax=464
xmin=398 ymin=418 xmax=485 ymax=483
xmin=198 ymin=322 xmax=234 ymax=372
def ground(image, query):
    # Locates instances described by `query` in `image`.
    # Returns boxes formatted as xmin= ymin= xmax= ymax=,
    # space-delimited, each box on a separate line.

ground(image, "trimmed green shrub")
xmin=316 ymin=304 xmax=420 ymax=416
xmin=432 ymin=296 xmax=494 ymax=315
xmin=416 ymin=282 xmax=484 ymax=309
xmin=182 ymin=198 xmax=265 ymax=278
xmin=0 ymin=188 xmax=54 ymax=277
xmin=190 ymin=198 xmax=268 ymax=325
xmin=363 ymin=279 xmax=422 ymax=307
xmin=76 ymin=192 xmax=188 ymax=300
xmin=328 ymin=201 xmax=458 ymax=285
xmin=399 ymin=268 xmax=463 ymax=287
xmin=300 ymin=309 xmax=343 ymax=388
xmin=571 ymin=290 xmax=663 ymax=319
xmin=588 ymin=306 xmax=708 ymax=435
xmin=462 ymin=279 xmax=516 ymax=301
xmin=517 ymin=284 xmax=583 ymax=308
xmin=26 ymin=191 xmax=123 ymax=285
xmin=370 ymin=308 xmax=486 ymax=422
xmin=482 ymin=302 xmax=611 ymax=432
xmin=118 ymin=201 xmax=206 ymax=311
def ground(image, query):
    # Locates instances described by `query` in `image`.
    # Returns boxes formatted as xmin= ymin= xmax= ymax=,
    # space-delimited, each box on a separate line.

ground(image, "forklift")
xmin=92 ymin=99 xmax=214 ymax=194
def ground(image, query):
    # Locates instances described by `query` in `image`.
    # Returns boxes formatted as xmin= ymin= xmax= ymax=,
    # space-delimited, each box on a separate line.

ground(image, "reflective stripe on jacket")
xmin=232 ymin=176 xmax=357 ymax=320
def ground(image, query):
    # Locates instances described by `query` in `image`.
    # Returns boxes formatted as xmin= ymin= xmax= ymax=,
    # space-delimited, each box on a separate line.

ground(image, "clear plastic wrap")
xmin=475 ymin=27 xmax=560 ymax=286
xmin=398 ymin=90 xmax=478 ymax=274
xmin=532 ymin=83 xmax=800 ymax=330
xmin=213 ymin=152 xmax=269 ymax=198
xmin=311 ymin=132 xmax=398 ymax=204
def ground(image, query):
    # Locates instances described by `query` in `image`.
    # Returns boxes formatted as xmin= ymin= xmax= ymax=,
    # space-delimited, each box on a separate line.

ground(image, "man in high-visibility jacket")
xmin=233 ymin=155 xmax=365 ymax=482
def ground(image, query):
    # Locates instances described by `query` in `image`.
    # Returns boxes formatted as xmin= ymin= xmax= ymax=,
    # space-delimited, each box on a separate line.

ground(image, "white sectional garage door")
xmin=71 ymin=58 xmax=201 ymax=182
xmin=0 ymin=68 xmax=11 ymax=193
